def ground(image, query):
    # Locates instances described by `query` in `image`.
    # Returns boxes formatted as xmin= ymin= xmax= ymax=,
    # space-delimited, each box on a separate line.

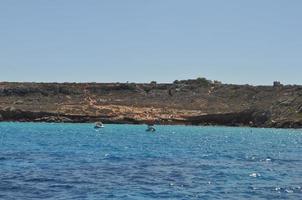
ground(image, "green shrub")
xmin=196 ymin=77 xmax=211 ymax=86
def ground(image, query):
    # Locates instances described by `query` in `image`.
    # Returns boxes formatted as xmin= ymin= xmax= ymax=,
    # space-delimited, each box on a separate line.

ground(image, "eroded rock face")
xmin=184 ymin=110 xmax=271 ymax=127
xmin=0 ymin=81 xmax=302 ymax=128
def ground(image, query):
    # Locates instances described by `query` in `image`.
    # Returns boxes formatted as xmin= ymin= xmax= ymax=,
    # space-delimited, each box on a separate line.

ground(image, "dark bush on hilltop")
xmin=196 ymin=77 xmax=211 ymax=86
xmin=0 ymin=87 xmax=45 ymax=96
xmin=213 ymin=80 xmax=222 ymax=85
xmin=173 ymin=77 xmax=212 ymax=87
xmin=126 ymin=83 xmax=140 ymax=91
xmin=173 ymin=80 xmax=180 ymax=84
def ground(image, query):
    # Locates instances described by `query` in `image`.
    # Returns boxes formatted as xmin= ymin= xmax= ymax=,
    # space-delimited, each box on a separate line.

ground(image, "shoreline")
xmin=1 ymin=108 xmax=302 ymax=129
xmin=0 ymin=120 xmax=301 ymax=130
xmin=0 ymin=114 xmax=301 ymax=129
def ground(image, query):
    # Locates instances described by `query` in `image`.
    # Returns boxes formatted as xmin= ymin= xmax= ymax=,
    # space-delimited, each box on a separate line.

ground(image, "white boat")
xmin=94 ymin=122 xmax=104 ymax=129
xmin=146 ymin=124 xmax=156 ymax=132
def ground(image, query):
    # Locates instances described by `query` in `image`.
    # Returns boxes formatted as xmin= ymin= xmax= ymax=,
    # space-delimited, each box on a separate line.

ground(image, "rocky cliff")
xmin=1 ymin=79 xmax=302 ymax=128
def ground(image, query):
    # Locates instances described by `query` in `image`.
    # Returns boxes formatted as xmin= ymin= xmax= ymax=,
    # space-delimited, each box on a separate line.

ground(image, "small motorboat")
xmin=146 ymin=124 xmax=156 ymax=132
xmin=94 ymin=122 xmax=104 ymax=129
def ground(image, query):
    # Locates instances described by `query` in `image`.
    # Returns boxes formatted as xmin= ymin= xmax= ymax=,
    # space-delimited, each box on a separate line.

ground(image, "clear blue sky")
xmin=1 ymin=0 xmax=302 ymax=85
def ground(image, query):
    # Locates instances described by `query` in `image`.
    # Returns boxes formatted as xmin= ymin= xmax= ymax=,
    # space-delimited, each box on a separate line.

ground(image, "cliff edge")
xmin=1 ymin=79 xmax=302 ymax=128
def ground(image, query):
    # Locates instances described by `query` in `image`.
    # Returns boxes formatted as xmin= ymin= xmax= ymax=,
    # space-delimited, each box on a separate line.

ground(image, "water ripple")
xmin=0 ymin=123 xmax=301 ymax=199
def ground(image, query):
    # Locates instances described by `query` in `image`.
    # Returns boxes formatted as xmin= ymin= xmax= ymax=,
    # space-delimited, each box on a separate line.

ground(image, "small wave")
xmin=243 ymin=156 xmax=274 ymax=163
xmin=249 ymin=172 xmax=261 ymax=178
xmin=0 ymin=157 xmax=8 ymax=161
xmin=103 ymin=155 xmax=123 ymax=161
xmin=24 ymin=177 xmax=57 ymax=183
xmin=49 ymin=184 xmax=74 ymax=189
xmin=273 ymin=186 xmax=302 ymax=194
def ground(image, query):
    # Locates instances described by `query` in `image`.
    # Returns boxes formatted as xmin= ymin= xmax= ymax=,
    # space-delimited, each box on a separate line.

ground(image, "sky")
xmin=0 ymin=0 xmax=302 ymax=85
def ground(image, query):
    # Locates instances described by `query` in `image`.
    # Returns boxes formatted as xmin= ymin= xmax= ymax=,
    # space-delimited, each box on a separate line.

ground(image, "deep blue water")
xmin=0 ymin=123 xmax=302 ymax=199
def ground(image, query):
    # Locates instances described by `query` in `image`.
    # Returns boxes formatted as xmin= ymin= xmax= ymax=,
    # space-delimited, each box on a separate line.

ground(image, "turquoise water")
xmin=0 ymin=123 xmax=302 ymax=199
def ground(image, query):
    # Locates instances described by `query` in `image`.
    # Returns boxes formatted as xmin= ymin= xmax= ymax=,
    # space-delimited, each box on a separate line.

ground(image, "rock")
xmin=34 ymin=116 xmax=72 ymax=123
xmin=0 ymin=80 xmax=302 ymax=128
xmin=297 ymin=105 xmax=302 ymax=113
xmin=4 ymin=106 xmax=16 ymax=112
xmin=14 ymin=100 xmax=24 ymax=105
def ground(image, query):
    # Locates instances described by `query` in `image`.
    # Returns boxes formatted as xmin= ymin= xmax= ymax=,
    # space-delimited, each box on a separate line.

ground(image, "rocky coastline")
xmin=1 ymin=79 xmax=302 ymax=128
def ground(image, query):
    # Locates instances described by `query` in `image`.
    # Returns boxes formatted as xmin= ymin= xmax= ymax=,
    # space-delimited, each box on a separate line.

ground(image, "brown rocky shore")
xmin=1 ymin=78 xmax=302 ymax=128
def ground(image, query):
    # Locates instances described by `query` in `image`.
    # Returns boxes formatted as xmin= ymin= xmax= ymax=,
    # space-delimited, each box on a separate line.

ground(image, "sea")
xmin=0 ymin=123 xmax=301 ymax=199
